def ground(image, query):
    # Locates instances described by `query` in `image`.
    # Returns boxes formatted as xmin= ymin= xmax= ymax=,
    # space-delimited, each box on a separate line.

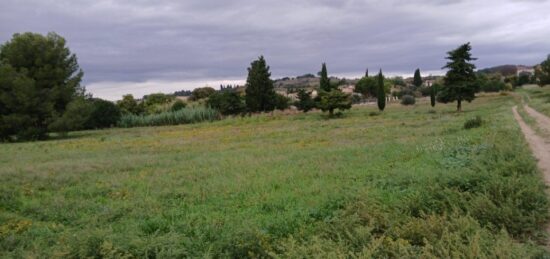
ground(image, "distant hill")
xmin=273 ymin=74 xmax=359 ymax=89
xmin=478 ymin=65 xmax=534 ymax=76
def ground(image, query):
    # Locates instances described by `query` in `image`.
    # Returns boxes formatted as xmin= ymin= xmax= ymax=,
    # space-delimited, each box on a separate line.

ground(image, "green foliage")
xmin=86 ymin=99 xmax=121 ymax=129
xmin=354 ymin=76 xmax=378 ymax=97
xmin=413 ymin=68 xmax=422 ymax=88
xmin=274 ymin=94 xmax=290 ymax=111
xmin=245 ymin=56 xmax=276 ymax=112
xmin=170 ymin=99 xmax=187 ymax=112
xmin=392 ymin=76 xmax=406 ymax=87
xmin=400 ymin=95 xmax=415 ymax=105
xmin=48 ymin=98 xmax=93 ymax=133
xmin=438 ymin=42 xmax=478 ymax=111
xmin=319 ymin=63 xmax=332 ymax=92
xmin=464 ymin=116 xmax=483 ymax=129
xmin=377 ymin=70 xmax=386 ymax=111
xmin=207 ymin=91 xmax=246 ymax=116
xmin=477 ymin=73 xmax=506 ymax=92
xmin=143 ymin=93 xmax=174 ymax=107
xmin=517 ymin=73 xmax=531 ymax=87
xmin=535 ymin=55 xmax=550 ymax=87
xmin=189 ymin=87 xmax=216 ymax=101
xmin=118 ymin=107 xmax=220 ymax=128
xmin=0 ymin=32 xmax=84 ymax=141
xmin=295 ymin=89 xmax=315 ymax=113
xmin=117 ymin=94 xmax=144 ymax=115
xmin=317 ymin=90 xmax=352 ymax=116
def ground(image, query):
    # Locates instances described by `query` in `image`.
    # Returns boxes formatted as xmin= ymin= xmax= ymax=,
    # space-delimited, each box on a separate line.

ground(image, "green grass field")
xmin=1 ymin=95 xmax=549 ymax=257
xmin=519 ymin=85 xmax=550 ymax=117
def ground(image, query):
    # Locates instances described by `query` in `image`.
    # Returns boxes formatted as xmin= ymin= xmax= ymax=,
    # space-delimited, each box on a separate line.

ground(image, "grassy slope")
xmin=0 ymin=95 xmax=548 ymax=257
xmin=519 ymin=85 xmax=550 ymax=117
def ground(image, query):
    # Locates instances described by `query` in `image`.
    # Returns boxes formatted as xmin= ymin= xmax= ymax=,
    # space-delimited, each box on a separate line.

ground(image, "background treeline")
xmin=2 ymin=32 xmax=550 ymax=142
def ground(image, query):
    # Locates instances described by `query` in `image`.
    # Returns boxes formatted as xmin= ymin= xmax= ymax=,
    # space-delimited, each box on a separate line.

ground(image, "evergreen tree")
xmin=377 ymin=70 xmax=386 ymax=111
xmin=295 ymin=89 xmax=315 ymax=113
xmin=365 ymin=68 xmax=369 ymax=77
xmin=438 ymin=43 xmax=478 ymax=112
xmin=245 ymin=56 xmax=276 ymax=112
xmin=319 ymin=63 xmax=331 ymax=92
xmin=413 ymin=68 xmax=422 ymax=88
xmin=0 ymin=32 xmax=84 ymax=141
xmin=535 ymin=55 xmax=550 ymax=87
xmin=317 ymin=90 xmax=351 ymax=117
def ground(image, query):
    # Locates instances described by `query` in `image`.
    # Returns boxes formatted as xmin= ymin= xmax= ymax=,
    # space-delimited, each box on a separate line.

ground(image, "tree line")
xmin=2 ymin=32 xmax=550 ymax=142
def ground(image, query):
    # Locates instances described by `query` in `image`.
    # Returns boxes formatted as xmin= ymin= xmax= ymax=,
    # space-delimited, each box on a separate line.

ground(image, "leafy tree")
xmin=517 ymin=73 xmax=531 ymax=87
xmin=189 ymin=87 xmax=216 ymax=101
xmin=295 ymin=89 xmax=315 ymax=112
xmin=535 ymin=55 xmax=550 ymax=87
xmin=354 ymin=76 xmax=378 ymax=97
xmin=86 ymin=98 xmax=121 ymax=129
xmin=319 ymin=63 xmax=332 ymax=92
xmin=317 ymin=90 xmax=352 ymax=117
xmin=430 ymin=83 xmax=438 ymax=107
xmin=171 ymin=99 xmax=187 ymax=112
xmin=117 ymin=94 xmax=144 ymax=115
xmin=437 ymin=42 xmax=478 ymax=112
xmin=48 ymin=97 xmax=93 ymax=133
xmin=245 ymin=56 xmax=276 ymax=112
xmin=207 ymin=91 xmax=246 ymax=116
xmin=0 ymin=32 xmax=84 ymax=141
xmin=413 ymin=68 xmax=422 ymax=88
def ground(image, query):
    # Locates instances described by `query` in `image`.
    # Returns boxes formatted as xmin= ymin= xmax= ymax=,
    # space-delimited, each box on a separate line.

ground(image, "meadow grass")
xmin=0 ymin=95 xmax=548 ymax=257
xmin=118 ymin=106 xmax=220 ymax=128
xmin=519 ymin=85 xmax=550 ymax=117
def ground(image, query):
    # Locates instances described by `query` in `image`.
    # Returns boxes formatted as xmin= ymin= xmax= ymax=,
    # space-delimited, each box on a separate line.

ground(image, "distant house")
xmin=339 ymin=85 xmax=355 ymax=94
xmin=517 ymin=65 xmax=535 ymax=76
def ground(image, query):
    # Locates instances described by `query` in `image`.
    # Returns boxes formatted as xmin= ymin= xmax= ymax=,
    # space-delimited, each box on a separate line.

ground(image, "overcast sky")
xmin=1 ymin=0 xmax=549 ymax=100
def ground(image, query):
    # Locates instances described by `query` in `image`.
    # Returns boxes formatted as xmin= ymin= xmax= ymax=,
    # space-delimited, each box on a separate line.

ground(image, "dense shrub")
xmin=118 ymin=107 xmax=220 ymax=128
xmin=400 ymin=95 xmax=416 ymax=105
xmin=170 ymin=100 xmax=187 ymax=112
xmin=275 ymin=94 xmax=291 ymax=110
xmin=86 ymin=99 xmax=121 ymax=129
xmin=189 ymin=87 xmax=216 ymax=101
xmin=207 ymin=91 xmax=246 ymax=115
xmin=295 ymin=89 xmax=315 ymax=112
xmin=464 ymin=116 xmax=483 ymax=129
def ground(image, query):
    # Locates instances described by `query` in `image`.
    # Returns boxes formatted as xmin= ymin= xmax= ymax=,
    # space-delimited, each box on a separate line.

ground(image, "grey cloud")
xmin=1 ymin=0 xmax=549 ymax=99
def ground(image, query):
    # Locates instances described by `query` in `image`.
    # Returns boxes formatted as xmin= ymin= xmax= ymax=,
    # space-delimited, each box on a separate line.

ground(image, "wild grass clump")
xmin=118 ymin=107 xmax=220 ymax=128
xmin=464 ymin=116 xmax=482 ymax=129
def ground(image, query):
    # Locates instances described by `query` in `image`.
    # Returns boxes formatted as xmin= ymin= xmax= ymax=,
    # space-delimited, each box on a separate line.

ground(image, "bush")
xmin=171 ymin=100 xmax=187 ymax=112
xmin=295 ymin=89 xmax=315 ymax=112
xmin=275 ymin=94 xmax=291 ymax=111
xmin=464 ymin=116 xmax=482 ymax=129
xmin=400 ymin=95 xmax=416 ymax=105
xmin=86 ymin=99 xmax=121 ymax=129
xmin=207 ymin=91 xmax=246 ymax=116
xmin=118 ymin=107 xmax=220 ymax=128
xmin=189 ymin=87 xmax=216 ymax=101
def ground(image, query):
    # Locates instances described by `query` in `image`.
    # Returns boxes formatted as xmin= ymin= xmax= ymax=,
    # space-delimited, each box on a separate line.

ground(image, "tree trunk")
xmin=329 ymin=108 xmax=334 ymax=117
xmin=457 ymin=99 xmax=462 ymax=112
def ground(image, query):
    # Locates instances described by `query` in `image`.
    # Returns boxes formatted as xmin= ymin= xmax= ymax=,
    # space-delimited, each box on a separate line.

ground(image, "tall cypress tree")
xmin=319 ymin=63 xmax=331 ymax=92
xmin=245 ymin=56 xmax=276 ymax=112
xmin=413 ymin=68 xmax=422 ymax=88
xmin=377 ymin=69 xmax=386 ymax=111
xmin=365 ymin=68 xmax=369 ymax=77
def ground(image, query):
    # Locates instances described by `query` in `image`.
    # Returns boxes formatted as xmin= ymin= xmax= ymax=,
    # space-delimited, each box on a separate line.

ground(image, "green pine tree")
xmin=319 ymin=63 xmax=331 ymax=92
xmin=438 ymin=43 xmax=478 ymax=112
xmin=365 ymin=68 xmax=369 ymax=77
xmin=413 ymin=68 xmax=422 ymax=88
xmin=245 ymin=56 xmax=276 ymax=113
xmin=377 ymin=69 xmax=386 ymax=111
xmin=430 ymin=84 xmax=437 ymax=107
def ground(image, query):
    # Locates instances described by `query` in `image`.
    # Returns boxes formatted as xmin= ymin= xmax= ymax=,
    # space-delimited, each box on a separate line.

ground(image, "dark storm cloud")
xmin=1 ymin=0 xmax=549 ymax=99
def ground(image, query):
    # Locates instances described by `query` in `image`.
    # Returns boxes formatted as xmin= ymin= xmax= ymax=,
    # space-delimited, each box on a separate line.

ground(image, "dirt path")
xmin=525 ymin=105 xmax=550 ymax=136
xmin=512 ymin=106 xmax=550 ymax=185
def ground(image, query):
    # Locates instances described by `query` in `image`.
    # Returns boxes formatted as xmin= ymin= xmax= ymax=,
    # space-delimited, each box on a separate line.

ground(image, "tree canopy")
xmin=319 ymin=63 xmax=332 ymax=92
xmin=245 ymin=56 xmax=276 ymax=112
xmin=437 ymin=42 xmax=478 ymax=112
xmin=0 ymin=32 xmax=84 ymax=141
xmin=535 ymin=55 xmax=550 ymax=87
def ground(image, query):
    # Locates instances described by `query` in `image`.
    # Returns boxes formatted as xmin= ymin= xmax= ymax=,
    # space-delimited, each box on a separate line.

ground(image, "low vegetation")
xmin=1 ymin=94 xmax=548 ymax=257
xmin=117 ymin=107 xmax=220 ymax=128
